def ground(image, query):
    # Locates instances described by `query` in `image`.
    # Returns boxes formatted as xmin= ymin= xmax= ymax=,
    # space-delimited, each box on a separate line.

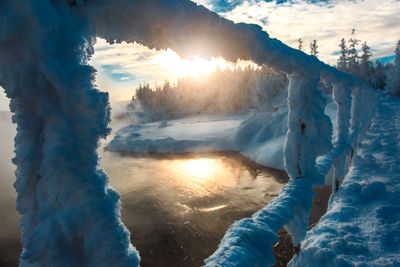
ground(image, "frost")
xmin=0 ymin=2 xmax=138 ymax=266
xmin=290 ymin=96 xmax=400 ymax=266
xmin=0 ymin=1 xmax=381 ymax=266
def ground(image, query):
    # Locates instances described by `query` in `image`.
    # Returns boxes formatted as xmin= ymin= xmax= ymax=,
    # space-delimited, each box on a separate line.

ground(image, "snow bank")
xmin=290 ymin=96 xmax=400 ymax=267
xmin=238 ymin=110 xmax=288 ymax=170
xmin=109 ymin=116 xmax=243 ymax=153
xmin=108 ymin=110 xmax=289 ymax=170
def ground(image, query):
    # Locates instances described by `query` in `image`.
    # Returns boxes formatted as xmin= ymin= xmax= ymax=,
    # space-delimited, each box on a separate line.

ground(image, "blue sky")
xmin=197 ymin=0 xmax=331 ymax=13
xmin=1 ymin=0 xmax=399 ymax=109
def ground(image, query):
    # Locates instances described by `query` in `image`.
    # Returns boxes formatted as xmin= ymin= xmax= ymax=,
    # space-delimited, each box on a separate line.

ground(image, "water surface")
xmin=101 ymin=151 xmax=287 ymax=267
xmin=0 ymin=151 xmax=286 ymax=267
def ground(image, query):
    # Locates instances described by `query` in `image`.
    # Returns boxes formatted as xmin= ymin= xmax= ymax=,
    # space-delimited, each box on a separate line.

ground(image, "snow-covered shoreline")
xmin=107 ymin=110 xmax=288 ymax=170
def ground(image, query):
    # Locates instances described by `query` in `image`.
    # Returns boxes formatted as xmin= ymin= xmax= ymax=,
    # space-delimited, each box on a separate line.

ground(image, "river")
xmin=0 ymin=148 xmax=286 ymax=267
xmin=101 ymin=150 xmax=286 ymax=267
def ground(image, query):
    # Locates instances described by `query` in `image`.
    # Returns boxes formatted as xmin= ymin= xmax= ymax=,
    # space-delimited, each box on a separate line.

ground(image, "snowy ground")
xmin=108 ymin=115 xmax=244 ymax=153
xmin=107 ymin=110 xmax=289 ymax=170
xmin=290 ymin=96 xmax=400 ymax=266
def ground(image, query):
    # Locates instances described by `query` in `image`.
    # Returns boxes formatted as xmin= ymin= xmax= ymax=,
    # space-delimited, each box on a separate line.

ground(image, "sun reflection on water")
xmin=182 ymin=158 xmax=216 ymax=180
xmin=164 ymin=157 xmax=238 ymax=198
xmin=103 ymin=153 xmax=284 ymax=205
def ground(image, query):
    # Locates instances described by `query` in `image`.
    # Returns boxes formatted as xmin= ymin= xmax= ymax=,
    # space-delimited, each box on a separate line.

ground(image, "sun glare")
xmin=154 ymin=49 xmax=230 ymax=78
xmin=183 ymin=158 xmax=216 ymax=180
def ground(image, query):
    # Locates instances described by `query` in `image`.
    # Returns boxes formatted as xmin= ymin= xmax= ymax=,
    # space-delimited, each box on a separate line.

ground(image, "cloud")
xmin=196 ymin=0 xmax=244 ymax=12
xmin=90 ymin=39 xmax=245 ymax=102
xmin=222 ymin=0 xmax=400 ymax=63
xmin=90 ymin=39 xmax=176 ymax=102
xmin=87 ymin=0 xmax=400 ymax=103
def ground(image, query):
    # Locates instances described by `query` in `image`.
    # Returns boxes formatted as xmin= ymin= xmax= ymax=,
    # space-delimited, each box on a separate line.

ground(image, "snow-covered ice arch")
xmin=0 ymin=1 xmax=378 ymax=266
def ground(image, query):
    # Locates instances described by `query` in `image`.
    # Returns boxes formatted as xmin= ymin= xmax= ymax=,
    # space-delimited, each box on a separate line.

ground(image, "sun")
xmin=154 ymin=49 xmax=229 ymax=78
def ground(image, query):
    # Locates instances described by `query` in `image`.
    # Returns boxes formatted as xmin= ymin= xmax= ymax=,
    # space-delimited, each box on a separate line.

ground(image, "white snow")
xmin=109 ymin=115 xmax=244 ymax=153
xmin=205 ymin=177 xmax=314 ymax=267
xmin=0 ymin=2 xmax=139 ymax=266
xmin=290 ymin=96 xmax=400 ymax=266
xmin=108 ymin=110 xmax=288 ymax=171
xmin=0 ymin=0 xmax=388 ymax=266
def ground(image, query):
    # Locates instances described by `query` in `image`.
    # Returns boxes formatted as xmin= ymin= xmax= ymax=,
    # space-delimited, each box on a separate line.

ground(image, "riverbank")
xmin=107 ymin=112 xmax=288 ymax=171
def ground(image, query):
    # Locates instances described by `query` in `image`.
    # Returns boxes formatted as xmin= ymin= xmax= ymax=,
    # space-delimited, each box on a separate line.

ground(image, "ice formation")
xmin=0 ymin=0 xmax=379 ymax=266
xmin=290 ymin=95 xmax=399 ymax=267
xmin=0 ymin=1 xmax=138 ymax=266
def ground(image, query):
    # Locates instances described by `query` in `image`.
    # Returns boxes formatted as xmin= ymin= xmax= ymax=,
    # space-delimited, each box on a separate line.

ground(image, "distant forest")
xmin=130 ymin=66 xmax=289 ymax=122
xmin=129 ymin=35 xmax=400 ymax=122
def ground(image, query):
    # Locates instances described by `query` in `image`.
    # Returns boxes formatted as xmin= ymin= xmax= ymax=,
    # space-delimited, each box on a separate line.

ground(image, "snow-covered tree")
xmin=347 ymin=29 xmax=360 ymax=74
xmin=386 ymin=40 xmax=400 ymax=96
xmin=310 ymin=40 xmax=319 ymax=57
xmin=360 ymin=42 xmax=372 ymax=68
xmin=337 ymin=38 xmax=348 ymax=71
xmin=131 ymin=67 xmax=289 ymax=121
xmin=359 ymin=41 xmax=375 ymax=86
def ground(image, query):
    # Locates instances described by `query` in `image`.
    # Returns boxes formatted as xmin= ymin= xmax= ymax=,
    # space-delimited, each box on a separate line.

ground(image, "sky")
xmin=1 ymin=0 xmax=399 ymax=110
xmin=89 ymin=0 xmax=400 ymax=102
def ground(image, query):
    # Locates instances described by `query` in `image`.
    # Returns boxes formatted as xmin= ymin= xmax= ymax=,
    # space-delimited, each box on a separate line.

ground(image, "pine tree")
xmin=387 ymin=40 xmax=400 ymax=96
xmin=347 ymin=29 xmax=360 ymax=74
xmin=310 ymin=40 xmax=319 ymax=57
xmin=298 ymin=38 xmax=303 ymax=51
xmin=337 ymin=38 xmax=348 ymax=71
xmin=359 ymin=41 xmax=374 ymax=85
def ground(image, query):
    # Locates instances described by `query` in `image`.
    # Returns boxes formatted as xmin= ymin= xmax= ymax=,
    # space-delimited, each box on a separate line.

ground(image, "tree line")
xmin=129 ymin=33 xmax=400 ymax=122
xmin=130 ymin=67 xmax=288 ymax=122
xmin=299 ymin=30 xmax=400 ymax=94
